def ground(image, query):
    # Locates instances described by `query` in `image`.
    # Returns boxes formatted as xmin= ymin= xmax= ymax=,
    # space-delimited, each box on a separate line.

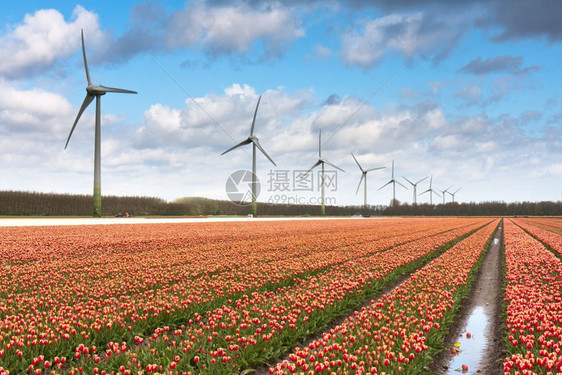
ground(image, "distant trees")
xmin=0 ymin=190 xmax=561 ymax=217
xmin=383 ymin=201 xmax=562 ymax=217
xmin=0 ymin=191 xmax=169 ymax=216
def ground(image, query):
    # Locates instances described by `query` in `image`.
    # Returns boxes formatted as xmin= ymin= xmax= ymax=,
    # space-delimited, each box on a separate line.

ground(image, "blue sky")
xmin=0 ymin=0 xmax=560 ymax=207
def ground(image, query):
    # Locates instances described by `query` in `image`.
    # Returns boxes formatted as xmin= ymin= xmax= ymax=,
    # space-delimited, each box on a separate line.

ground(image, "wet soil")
xmin=430 ymin=222 xmax=504 ymax=374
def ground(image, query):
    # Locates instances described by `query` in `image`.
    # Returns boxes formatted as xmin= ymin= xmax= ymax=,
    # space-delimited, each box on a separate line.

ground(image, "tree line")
xmin=0 ymin=190 xmax=561 ymax=217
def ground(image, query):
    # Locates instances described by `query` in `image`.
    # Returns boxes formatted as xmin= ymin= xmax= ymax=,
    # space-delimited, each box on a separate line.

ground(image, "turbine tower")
xmin=448 ymin=187 xmax=462 ymax=203
xmin=352 ymin=153 xmax=384 ymax=216
xmin=222 ymin=95 xmax=276 ymax=217
xmin=440 ymin=186 xmax=453 ymax=204
xmin=419 ymin=175 xmax=441 ymax=205
xmin=402 ymin=176 xmax=428 ymax=205
xmin=65 ymin=29 xmax=137 ymax=217
xmin=378 ymin=160 xmax=407 ymax=207
xmin=307 ymin=130 xmax=344 ymax=216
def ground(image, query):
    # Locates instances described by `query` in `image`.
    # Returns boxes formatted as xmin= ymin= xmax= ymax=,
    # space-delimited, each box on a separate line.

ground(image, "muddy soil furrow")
xmin=430 ymin=220 xmax=504 ymax=374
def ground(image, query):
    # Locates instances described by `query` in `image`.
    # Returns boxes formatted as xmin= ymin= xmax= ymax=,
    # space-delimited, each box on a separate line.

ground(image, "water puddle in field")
xmin=446 ymin=306 xmax=490 ymax=374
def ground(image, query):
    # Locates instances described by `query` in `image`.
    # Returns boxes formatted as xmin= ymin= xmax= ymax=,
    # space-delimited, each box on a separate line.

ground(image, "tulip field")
xmin=0 ymin=216 xmax=561 ymax=374
xmin=503 ymin=218 xmax=562 ymax=374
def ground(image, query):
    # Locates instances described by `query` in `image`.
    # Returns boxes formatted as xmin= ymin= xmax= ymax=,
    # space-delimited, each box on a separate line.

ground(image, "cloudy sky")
xmin=0 ymin=0 xmax=560 ymax=207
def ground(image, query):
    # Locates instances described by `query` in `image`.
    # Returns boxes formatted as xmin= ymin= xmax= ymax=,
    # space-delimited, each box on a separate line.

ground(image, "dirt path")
xmin=431 ymin=221 xmax=504 ymax=374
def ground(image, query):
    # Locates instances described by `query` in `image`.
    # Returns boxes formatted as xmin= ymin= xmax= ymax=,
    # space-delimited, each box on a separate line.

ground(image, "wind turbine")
xmin=65 ymin=29 xmax=137 ymax=217
xmin=222 ymin=95 xmax=276 ymax=217
xmin=378 ymin=160 xmax=407 ymax=207
xmin=419 ymin=175 xmax=441 ymax=205
xmin=440 ymin=185 xmax=453 ymax=204
xmin=402 ymin=176 xmax=428 ymax=205
xmin=448 ymin=187 xmax=462 ymax=203
xmin=307 ymin=130 xmax=344 ymax=216
xmin=352 ymin=153 xmax=384 ymax=216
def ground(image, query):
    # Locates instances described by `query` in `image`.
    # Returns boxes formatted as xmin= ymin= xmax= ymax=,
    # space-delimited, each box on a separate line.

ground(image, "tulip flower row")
xmin=503 ymin=219 xmax=562 ymax=374
xmin=0 ymin=218 xmax=488 ymax=373
xmin=268 ymin=219 xmax=498 ymax=375
xmin=512 ymin=218 xmax=562 ymax=256
xmin=517 ymin=217 xmax=562 ymax=236
xmin=76 ymin=218 xmax=492 ymax=374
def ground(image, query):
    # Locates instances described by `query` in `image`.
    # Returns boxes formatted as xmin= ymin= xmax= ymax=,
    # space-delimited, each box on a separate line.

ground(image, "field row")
xmin=503 ymin=218 xmax=562 ymax=374
xmin=0 ymin=218 xmax=491 ymax=374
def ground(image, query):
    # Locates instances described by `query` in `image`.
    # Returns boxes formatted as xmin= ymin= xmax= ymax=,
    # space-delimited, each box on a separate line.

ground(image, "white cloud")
xmin=341 ymin=12 xmax=466 ymax=67
xmin=432 ymin=134 xmax=459 ymax=150
xmin=0 ymin=81 xmax=72 ymax=134
xmin=313 ymin=44 xmax=332 ymax=58
xmin=0 ymin=78 xmax=559 ymax=204
xmin=168 ymin=1 xmax=305 ymax=57
xmin=0 ymin=6 xmax=104 ymax=79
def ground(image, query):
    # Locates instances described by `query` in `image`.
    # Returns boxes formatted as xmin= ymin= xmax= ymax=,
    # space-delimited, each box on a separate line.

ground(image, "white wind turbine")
xmin=307 ymin=130 xmax=344 ymax=216
xmin=440 ymin=185 xmax=453 ymax=204
xmin=222 ymin=95 xmax=276 ymax=217
xmin=352 ymin=153 xmax=384 ymax=216
xmin=448 ymin=187 xmax=462 ymax=203
xmin=402 ymin=176 xmax=428 ymax=205
xmin=419 ymin=175 xmax=441 ymax=205
xmin=378 ymin=160 xmax=407 ymax=207
xmin=65 ymin=29 xmax=137 ymax=217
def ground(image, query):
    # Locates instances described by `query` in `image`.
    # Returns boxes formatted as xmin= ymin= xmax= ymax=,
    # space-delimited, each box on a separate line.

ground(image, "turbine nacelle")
xmin=308 ymin=130 xmax=345 ymax=215
xmin=86 ymin=84 xmax=137 ymax=96
xmin=221 ymin=95 xmax=275 ymax=216
xmin=352 ymin=153 xmax=384 ymax=196
xmin=64 ymin=29 xmax=137 ymax=217
xmin=221 ymin=113 xmax=276 ymax=167
xmin=65 ymin=29 xmax=137 ymax=150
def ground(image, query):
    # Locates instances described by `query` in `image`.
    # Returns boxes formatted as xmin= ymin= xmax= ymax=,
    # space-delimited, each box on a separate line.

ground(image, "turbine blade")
xmin=416 ymin=176 xmax=429 ymax=185
xmin=395 ymin=180 xmax=408 ymax=189
xmin=65 ymin=94 xmax=94 ymax=149
xmin=306 ymin=160 xmax=322 ymax=174
xmin=356 ymin=174 xmax=365 ymax=195
xmin=322 ymin=158 xmax=344 ymax=172
xmin=351 ymin=153 xmax=364 ymax=172
xmin=379 ymin=180 xmax=392 ymax=191
xmin=419 ymin=189 xmax=430 ymax=196
xmin=250 ymin=95 xmax=261 ymax=136
xmin=97 ymin=85 xmax=137 ymax=94
xmin=402 ymin=176 xmax=414 ymax=186
xmin=433 ymin=190 xmax=442 ymax=198
xmin=365 ymin=166 xmax=385 ymax=172
xmin=81 ymin=29 xmax=91 ymax=86
xmin=253 ymin=139 xmax=276 ymax=166
xmin=454 ymin=187 xmax=462 ymax=194
xmin=221 ymin=138 xmax=252 ymax=155
xmin=318 ymin=129 xmax=322 ymax=158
